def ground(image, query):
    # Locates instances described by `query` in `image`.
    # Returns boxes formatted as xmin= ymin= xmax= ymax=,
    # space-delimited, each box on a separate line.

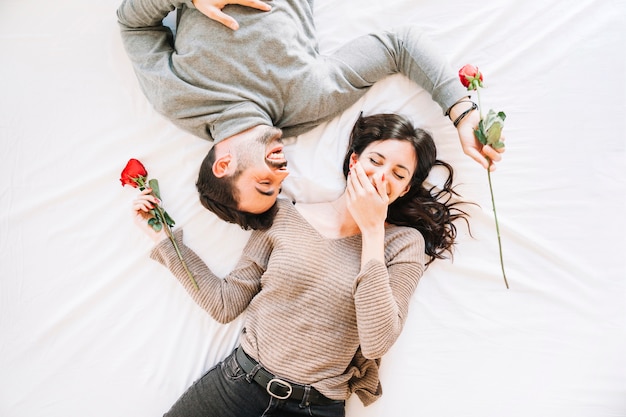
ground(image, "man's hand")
xmin=454 ymin=106 xmax=505 ymax=172
xmin=192 ymin=0 xmax=271 ymax=30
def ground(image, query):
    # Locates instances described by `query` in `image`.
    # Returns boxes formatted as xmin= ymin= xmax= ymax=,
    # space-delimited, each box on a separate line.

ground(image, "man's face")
xmin=233 ymin=127 xmax=289 ymax=214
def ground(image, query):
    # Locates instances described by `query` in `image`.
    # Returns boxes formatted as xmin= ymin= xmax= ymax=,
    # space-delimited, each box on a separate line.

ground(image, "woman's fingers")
xmin=372 ymin=173 xmax=389 ymax=203
xmin=132 ymin=189 xmax=159 ymax=212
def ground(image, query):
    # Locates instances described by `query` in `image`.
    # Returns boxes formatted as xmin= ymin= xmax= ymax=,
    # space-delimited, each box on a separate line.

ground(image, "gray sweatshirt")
xmin=117 ymin=0 xmax=467 ymax=142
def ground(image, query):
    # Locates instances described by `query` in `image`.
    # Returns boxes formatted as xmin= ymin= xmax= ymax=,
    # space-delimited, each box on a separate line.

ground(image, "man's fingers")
xmin=482 ymin=144 xmax=504 ymax=162
xmin=196 ymin=0 xmax=272 ymax=31
xmin=233 ymin=0 xmax=271 ymax=11
xmin=464 ymin=147 xmax=490 ymax=170
xmin=205 ymin=8 xmax=239 ymax=30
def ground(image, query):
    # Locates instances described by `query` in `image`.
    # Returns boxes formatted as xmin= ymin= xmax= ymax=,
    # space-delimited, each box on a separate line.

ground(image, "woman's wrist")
xmin=360 ymin=226 xmax=385 ymax=267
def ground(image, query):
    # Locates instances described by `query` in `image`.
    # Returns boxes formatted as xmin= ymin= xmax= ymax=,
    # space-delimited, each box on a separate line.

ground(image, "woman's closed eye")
xmin=394 ymin=172 xmax=405 ymax=180
xmin=369 ymin=158 xmax=406 ymax=179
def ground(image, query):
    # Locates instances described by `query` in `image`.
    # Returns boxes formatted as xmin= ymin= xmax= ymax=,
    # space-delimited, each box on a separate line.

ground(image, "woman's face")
xmin=352 ymin=139 xmax=417 ymax=204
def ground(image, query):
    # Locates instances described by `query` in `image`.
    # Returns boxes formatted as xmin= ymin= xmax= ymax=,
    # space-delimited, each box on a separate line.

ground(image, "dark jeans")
xmin=163 ymin=348 xmax=346 ymax=417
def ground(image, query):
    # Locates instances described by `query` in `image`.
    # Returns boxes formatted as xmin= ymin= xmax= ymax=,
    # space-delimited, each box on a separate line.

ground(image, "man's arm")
xmin=447 ymin=99 xmax=504 ymax=170
xmin=326 ymin=25 xmax=504 ymax=169
xmin=117 ymin=0 xmax=272 ymax=65
xmin=117 ymin=0 xmax=274 ymax=140
xmin=117 ymin=0 xmax=192 ymax=118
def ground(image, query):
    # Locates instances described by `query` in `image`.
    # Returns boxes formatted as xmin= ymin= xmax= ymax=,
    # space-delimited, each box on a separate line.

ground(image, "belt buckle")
xmin=266 ymin=378 xmax=293 ymax=400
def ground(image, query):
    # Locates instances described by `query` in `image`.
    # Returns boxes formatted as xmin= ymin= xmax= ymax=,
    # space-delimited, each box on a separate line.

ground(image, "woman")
xmin=133 ymin=113 xmax=468 ymax=417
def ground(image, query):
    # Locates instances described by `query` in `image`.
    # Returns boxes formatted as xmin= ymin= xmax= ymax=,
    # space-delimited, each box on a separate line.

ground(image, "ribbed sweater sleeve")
xmin=150 ymin=229 xmax=265 ymax=323
xmin=353 ymin=232 xmax=424 ymax=359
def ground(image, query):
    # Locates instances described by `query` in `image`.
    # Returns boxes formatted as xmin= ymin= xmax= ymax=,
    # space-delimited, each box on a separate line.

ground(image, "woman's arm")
xmin=149 ymin=230 xmax=266 ymax=323
xmin=352 ymin=232 xmax=425 ymax=359
xmin=133 ymin=190 xmax=266 ymax=323
xmin=345 ymin=162 xmax=424 ymax=358
xmin=345 ymin=161 xmax=388 ymax=268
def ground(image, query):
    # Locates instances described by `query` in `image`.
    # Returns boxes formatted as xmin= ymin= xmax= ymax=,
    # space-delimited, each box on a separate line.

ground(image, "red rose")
xmin=120 ymin=158 xmax=148 ymax=187
xmin=119 ymin=157 xmax=199 ymax=290
xmin=458 ymin=64 xmax=483 ymax=90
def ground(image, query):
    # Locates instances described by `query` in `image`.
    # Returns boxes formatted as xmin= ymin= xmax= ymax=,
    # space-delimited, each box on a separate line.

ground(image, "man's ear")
xmin=212 ymin=154 xmax=233 ymax=178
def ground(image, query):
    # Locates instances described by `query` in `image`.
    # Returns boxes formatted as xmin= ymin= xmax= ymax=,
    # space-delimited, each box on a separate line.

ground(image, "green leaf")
xmin=148 ymin=212 xmax=163 ymax=228
xmin=481 ymin=109 xmax=506 ymax=148
xmin=147 ymin=217 xmax=162 ymax=232
xmin=475 ymin=122 xmax=488 ymax=145
xmin=163 ymin=210 xmax=176 ymax=228
xmin=153 ymin=210 xmax=165 ymax=225
xmin=148 ymin=178 xmax=161 ymax=199
xmin=486 ymin=123 xmax=503 ymax=146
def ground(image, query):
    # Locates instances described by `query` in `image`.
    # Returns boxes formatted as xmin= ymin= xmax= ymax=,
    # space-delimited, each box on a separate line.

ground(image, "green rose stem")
xmin=486 ymin=159 xmax=509 ymax=289
xmin=475 ymin=85 xmax=509 ymax=289
xmin=154 ymin=204 xmax=200 ymax=291
xmin=136 ymin=177 xmax=199 ymax=291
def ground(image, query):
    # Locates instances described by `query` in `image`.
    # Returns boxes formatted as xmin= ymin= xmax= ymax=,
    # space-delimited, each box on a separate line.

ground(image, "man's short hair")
xmin=196 ymin=147 xmax=278 ymax=230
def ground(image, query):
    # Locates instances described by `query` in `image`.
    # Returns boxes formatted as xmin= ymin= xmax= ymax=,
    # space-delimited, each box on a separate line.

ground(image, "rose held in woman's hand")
xmin=120 ymin=158 xmax=199 ymax=290
xmin=120 ymin=158 xmax=174 ymax=232
xmin=120 ymin=158 xmax=147 ymax=187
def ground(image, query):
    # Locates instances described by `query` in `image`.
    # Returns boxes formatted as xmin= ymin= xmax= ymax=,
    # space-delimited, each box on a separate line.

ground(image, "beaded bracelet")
xmin=444 ymin=97 xmax=472 ymax=117
xmin=452 ymin=102 xmax=479 ymax=128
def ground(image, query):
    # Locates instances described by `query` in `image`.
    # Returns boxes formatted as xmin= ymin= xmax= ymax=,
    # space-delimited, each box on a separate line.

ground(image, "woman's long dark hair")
xmin=342 ymin=113 xmax=470 ymax=264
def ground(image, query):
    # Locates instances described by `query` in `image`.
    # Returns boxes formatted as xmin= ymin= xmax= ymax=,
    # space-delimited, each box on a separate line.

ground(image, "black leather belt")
xmin=235 ymin=346 xmax=340 ymax=405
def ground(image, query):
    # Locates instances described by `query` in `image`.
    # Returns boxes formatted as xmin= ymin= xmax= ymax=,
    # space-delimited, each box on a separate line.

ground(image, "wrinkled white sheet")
xmin=1 ymin=0 xmax=625 ymax=415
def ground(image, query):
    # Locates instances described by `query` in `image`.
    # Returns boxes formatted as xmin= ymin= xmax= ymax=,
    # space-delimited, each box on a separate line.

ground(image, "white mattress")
xmin=1 ymin=0 xmax=625 ymax=415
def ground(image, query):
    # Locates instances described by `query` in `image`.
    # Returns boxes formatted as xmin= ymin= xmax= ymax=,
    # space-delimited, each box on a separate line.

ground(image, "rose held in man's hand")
xmin=457 ymin=64 xmax=508 ymax=289
xmin=458 ymin=64 xmax=483 ymax=90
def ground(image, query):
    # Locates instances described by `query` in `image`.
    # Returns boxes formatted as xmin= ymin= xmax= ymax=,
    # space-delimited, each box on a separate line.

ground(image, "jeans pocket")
xmin=220 ymin=349 xmax=247 ymax=381
xmin=306 ymin=401 xmax=346 ymax=417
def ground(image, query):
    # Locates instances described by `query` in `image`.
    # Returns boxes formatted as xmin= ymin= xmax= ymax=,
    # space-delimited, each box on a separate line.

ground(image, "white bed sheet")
xmin=1 ymin=0 xmax=625 ymax=415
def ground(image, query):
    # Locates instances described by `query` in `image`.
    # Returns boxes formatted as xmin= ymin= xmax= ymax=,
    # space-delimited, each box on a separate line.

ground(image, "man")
xmin=117 ymin=0 xmax=503 ymax=230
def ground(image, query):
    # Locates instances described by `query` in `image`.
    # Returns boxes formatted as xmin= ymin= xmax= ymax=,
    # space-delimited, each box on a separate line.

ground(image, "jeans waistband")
xmin=235 ymin=346 xmax=340 ymax=406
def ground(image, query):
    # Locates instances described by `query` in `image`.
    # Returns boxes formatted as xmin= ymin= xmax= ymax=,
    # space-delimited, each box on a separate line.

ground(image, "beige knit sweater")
xmin=151 ymin=198 xmax=425 ymax=405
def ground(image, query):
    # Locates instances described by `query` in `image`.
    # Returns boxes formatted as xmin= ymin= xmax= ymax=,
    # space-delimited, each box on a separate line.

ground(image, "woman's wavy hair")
xmin=342 ymin=113 xmax=470 ymax=263
xmin=196 ymin=147 xmax=278 ymax=231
